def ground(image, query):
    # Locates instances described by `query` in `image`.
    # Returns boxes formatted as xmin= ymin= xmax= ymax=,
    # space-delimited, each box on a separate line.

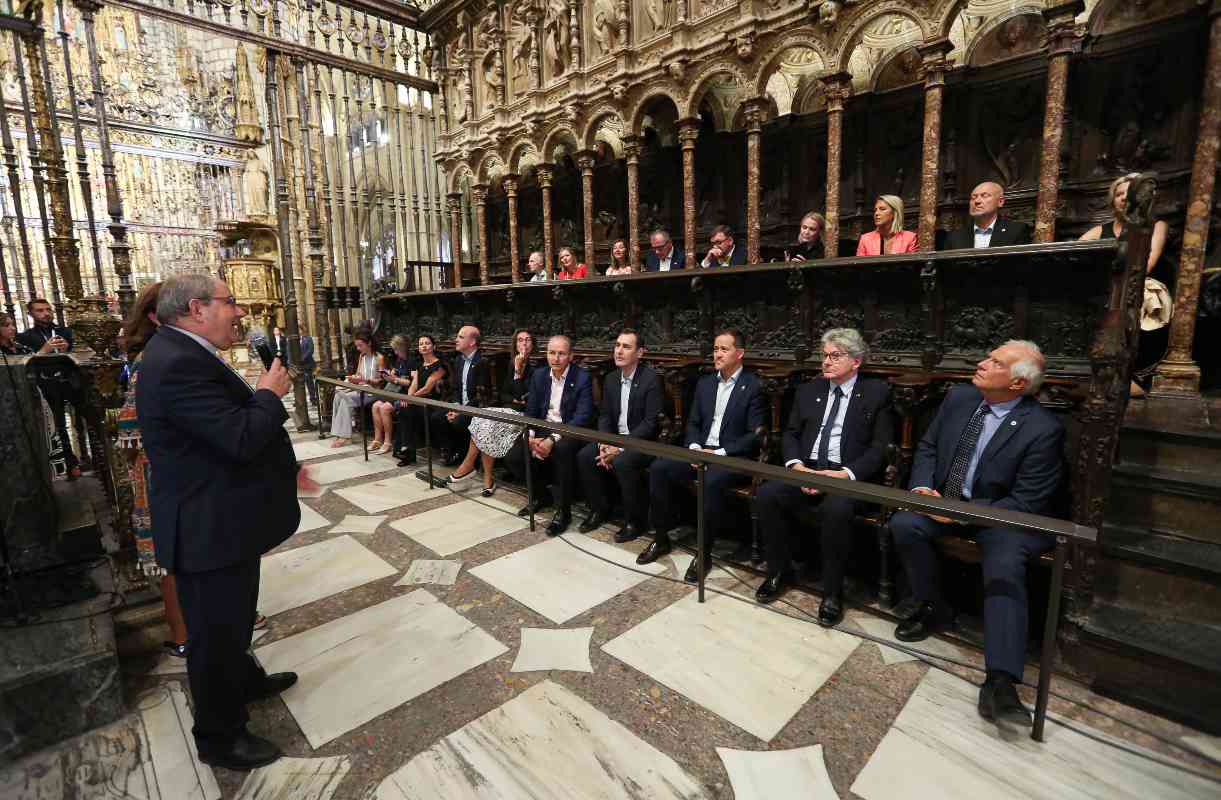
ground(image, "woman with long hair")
xmin=0 ymin=312 xmax=32 ymax=355
xmin=393 ymin=334 xmax=448 ymax=466
xmin=788 ymin=211 xmax=826 ymax=261
xmin=370 ymin=335 xmax=416 ymax=456
xmin=856 ymin=195 xmax=918 ymax=256
xmin=329 ymin=330 xmax=387 ymax=447
xmin=556 ymin=246 xmax=589 ymax=280
xmin=604 ymin=239 xmax=632 ymax=275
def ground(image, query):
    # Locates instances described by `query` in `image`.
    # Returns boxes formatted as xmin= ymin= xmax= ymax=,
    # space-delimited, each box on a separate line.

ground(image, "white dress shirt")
xmin=657 ymin=247 xmax=675 ymax=272
xmin=692 ymin=366 xmax=742 ymax=455
xmin=617 ymin=367 xmax=636 ymax=435
xmin=786 ymin=373 xmax=858 ymax=480
xmin=973 ymin=216 xmax=997 ymax=248
xmin=542 ymin=366 xmax=569 ymax=441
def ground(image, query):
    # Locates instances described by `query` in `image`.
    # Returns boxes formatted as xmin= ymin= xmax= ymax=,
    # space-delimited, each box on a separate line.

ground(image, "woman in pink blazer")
xmin=856 ymin=194 xmax=918 ymax=256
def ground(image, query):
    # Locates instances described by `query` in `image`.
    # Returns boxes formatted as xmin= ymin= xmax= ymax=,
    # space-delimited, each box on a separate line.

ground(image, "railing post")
xmin=1033 ymin=535 xmax=1067 ymax=742
xmin=424 ymin=398 xmax=434 ymax=490
xmin=523 ymin=424 xmax=535 ymax=532
xmin=360 ymin=390 xmax=368 ymax=460
xmin=696 ymin=462 xmax=707 ymax=603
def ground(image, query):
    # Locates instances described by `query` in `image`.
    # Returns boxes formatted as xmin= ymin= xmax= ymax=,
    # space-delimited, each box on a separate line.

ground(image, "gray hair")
xmin=528 ymin=250 xmax=543 ymax=263
xmin=1005 ymin=339 xmax=1045 ymax=395
xmin=822 ymin=328 xmax=868 ymax=361
xmin=547 ymin=334 xmax=572 ymax=352
xmin=156 ymin=273 xmax=216 ymax=324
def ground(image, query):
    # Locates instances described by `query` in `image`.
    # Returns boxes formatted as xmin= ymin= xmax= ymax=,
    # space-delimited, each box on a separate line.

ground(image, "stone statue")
xmin=818 ymin=1 xmax=841 ymax=27
xmin=233 ymin=44 xmax=263 ymax=143
xmin=543 ymin=0 xmax=569 ymax=78
xmin=243 ymin=150 xmax=270 ymax=219
xmin=591 ymin=0 xmax=617 ymax=57
xmin=483 ymin=54 xmax=502 ymax=111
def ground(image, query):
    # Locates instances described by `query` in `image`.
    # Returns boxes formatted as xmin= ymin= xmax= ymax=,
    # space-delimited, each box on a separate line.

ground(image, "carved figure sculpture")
xmin=591 ymin=0 xmax=618 ymax=56
xmin=818 ymin=1 xmax=841 ymax=26
xmin=483 ymin=53 xmax=502 ymax=111
xmin=243 ymin=150 xmax=270 ymax=219
xmin=544 ymin=0 xmax=570 ymax=78
xmin=233 ymin=44 xmax=262 ymax=143
xmin=509 ymin=3 xmax=535 ymax=94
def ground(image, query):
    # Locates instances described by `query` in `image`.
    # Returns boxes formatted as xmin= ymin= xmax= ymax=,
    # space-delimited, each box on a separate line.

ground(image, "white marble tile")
xmin=369 ymin=680 xmax=707 ymax=799
xmin=148 ymin=651 xmax=188 ymax=675
xmin=255 ymin=589 xmax=507 ymax=749
xmin=602 ymin=590 xmax=860 ymax=742
xmin=717 ymin=745 xmax=837 ymax=800
xmin=510 ymin=627 xmax=594 ymax=673
xmin=1182 ymin=734 xmax=1221 ymax=763
xmin=444 ymin=482 xmax=527 ymax=514
xmin=234 ymin=756 xmax=352 ymax=800
xmin=396 ymin=559 xmax=463 ymax=586
xmin=259 ymin=535 xmax=397 ymax=617
xmin=308 ymin=453 xmax=399 ymax=485
xmin=389 ymin=501 xmax=527 ymax=557
xmin=330 ymin=514 xmax=387 ymax=534
xmin=297 ymin=484 xmax=328 ymax=499
xmin=849 ymin=612 xmax=965 ymax=666
xmin=333 ymin=472 xmax=441 ymax=513
xmin=470 ymin=536 xmax=668 ymax=624
xmin=292 ymin=438 xmax=358 ymax=461
xmin=851 ymin=669 xmax=1219 ymax=800
xmin=296 ymin=501 xmax=332 ymax=534
xmin=252 ymin=628 xmax=269 ymax=644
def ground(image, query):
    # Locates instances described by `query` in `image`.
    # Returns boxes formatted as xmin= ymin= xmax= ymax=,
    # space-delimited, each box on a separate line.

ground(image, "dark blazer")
xmin=685 ymin=368 xmax=767 ymax=457
xmin=643 ymin=244 xmax=686 ymax=272
xmin=298 ymin=335 xmax=316 ymax=369
xmin=16 ymin=322 xmax=74 ymax=353
xmin=449 ymin=349 xmax=493 ymax=407
xmin=908 ymin=383 xmax=1064 ymax=516
xmin=701 ymin=244 xmax=748 ymax=268
xmin=941 ymin=217 xmax=1032 ymax=251
xmin=501 ymin=360 xmax=541 ymax=407
xmin=135 ymin=327 xmax=299 ymax=574
xmin=782 ymin=376 xmax=894 ymax=482
xmin=597 ymin=364 xmax=663 ymax=441
xmin=525 ymin=365 xmax=595 ymax=430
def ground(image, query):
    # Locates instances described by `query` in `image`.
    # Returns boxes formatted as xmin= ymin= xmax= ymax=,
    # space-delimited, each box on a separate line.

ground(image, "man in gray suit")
xmin=299 ymin=333 xmax=317 ymax=406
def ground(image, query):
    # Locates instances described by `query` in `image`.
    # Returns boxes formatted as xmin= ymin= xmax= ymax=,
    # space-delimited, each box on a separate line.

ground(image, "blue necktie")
xmin=816 ymin=387 xmax=843 ymax=469
xmin=943 ymin=405 xmax=990 ymax=500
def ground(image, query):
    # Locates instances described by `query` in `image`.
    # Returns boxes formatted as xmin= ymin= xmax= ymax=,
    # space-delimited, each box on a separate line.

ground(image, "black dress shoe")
xmin=636 ymin=534 xmax=671 ymax=565
xmin=578 ymin=511 xmax=607 ymax=534
xmin=979 ymin=672 xmax=1032 ymax=726
xmin=396 ymin=450 xmax=417 ymax=467
xmin=614 ymin=524 xmax=641 ymax=544
xmin=684 ymin=556 xmax=712 ymax=584
xmin=547 ymin=511 xmax=572 ymax=536
xmin=248 ymin=671 xmax=298 ymax=703
xmin=755 ymin=572 xmax=788 ymax=604
xmin=516 ymin=494 xmax=553 ymax=517
xmin=198 ymin=730 xmax=282 ymax=771
xmin=817 ymin=594 xmax=844 ymax=627
xmin=728 ymin=543 xmax=753 ymax=563
xmin=894 ymin=601 xmax=952 ymax=642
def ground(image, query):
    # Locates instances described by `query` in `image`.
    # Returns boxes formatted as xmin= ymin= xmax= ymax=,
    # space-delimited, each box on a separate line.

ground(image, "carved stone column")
xmin=624 ymin=136 xmax=641 ymax=270
xmin=473 ymin=183 xmax=489 ymax=285
xmin=820 ymin=71 xmax=851 ymax=258
xmin=1033 ymin=1 xmax=1085 ymax=243
xmin=577 ymin=150 xmax=596 ymax=268
xmin=538 ymin=164 xmax=555 ymax=278
xmin=447 ymin=192 xmax=463 ymax=288
xmin=505 ymin=174 xmax=521 ymax=282
xmin=916 ymin=39 xmax=954 ymax=252
xmin=1152 ymin=0 xmax=1221 ymax=396
xmin=744 ymin=98 xmax=767 ymax=264
xmin=678 ymin=118 xmax=700 ymax=269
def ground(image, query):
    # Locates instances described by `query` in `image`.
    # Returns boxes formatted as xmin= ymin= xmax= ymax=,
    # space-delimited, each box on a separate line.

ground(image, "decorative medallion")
xmin=397 ymin=36 xmax=413 ymax=58
xmin=372 ymin=29 xmax=388 ymax=50
xmin=346 ymin=20 xmax=365 ymax=45
xmin=217 ymin=0 xmax=234 ymax=7
xmin=249 ymin=0 xmax=270 ymax=16
xmin=317 ymin=13 xmax=336 ymax=36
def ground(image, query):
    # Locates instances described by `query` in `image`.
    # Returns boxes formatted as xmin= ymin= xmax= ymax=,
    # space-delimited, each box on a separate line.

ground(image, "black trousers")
xmin=755 ymin=476 xmax=860 ymax=595
xmin=302 ymin=367 xmax=317 ymax=405
xmin=395 ymin=403 xmax=443 ymax=454
xmin=431 ymin=408 xmax=473 ymax=455
xmin=576 ymin=442 xmax=654 ymax=529
xmin=504 ymin=434 xmax=583 ymax=514
xmin=39 ymin=380 xmax=81 ymax=467
xmin=174 ymin=557 xmax=267 ymax=753
xmin=648 ymin=456 xmax=748 ymax=546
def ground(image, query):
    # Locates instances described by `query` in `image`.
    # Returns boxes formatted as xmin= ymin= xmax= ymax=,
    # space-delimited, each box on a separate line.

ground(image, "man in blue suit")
xmin=505 ymin=334 xmax=595 ymax=535
xmin=643 ymin=228 xmax=686 ymax=272
xmin=699 ymin=225 xmax=748 ymax=268
xmin=890 ymin=339 xmax=1063 ymax=729
xmin=638 ymin=329 xmax=767 ymax=582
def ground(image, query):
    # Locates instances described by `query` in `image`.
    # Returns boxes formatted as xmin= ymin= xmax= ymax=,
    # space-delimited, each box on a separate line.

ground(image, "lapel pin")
xmin=1010 ymin=420 xmax=1018 ymax=426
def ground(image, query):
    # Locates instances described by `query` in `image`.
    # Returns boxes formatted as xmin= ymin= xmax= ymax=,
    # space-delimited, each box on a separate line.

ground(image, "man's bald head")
xmin=969 ymin=181 xmax=1006 ymax=226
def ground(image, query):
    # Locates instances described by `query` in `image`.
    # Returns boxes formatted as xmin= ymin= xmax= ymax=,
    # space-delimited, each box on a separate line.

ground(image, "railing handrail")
xmin=315 ymin=375 xmax=1096 ymax=544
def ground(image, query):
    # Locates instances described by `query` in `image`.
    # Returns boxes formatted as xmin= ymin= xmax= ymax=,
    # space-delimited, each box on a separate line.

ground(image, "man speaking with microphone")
xmin=137 ymin=274 xmax=314 ymax=769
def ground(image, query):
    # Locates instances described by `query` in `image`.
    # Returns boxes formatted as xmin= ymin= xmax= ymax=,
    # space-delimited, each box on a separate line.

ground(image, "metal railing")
xmin=315 ymin=374 xmax=1096 ymax=741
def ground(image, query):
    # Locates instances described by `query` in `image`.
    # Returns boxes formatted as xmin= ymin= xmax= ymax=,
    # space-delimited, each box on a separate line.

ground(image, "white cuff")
xmin=911 ymin=487 xmax=932 ymax=494
xmin=843 ymin=467 xmax=856 ymax=481
xmin=688 ymin=443 xmax=701 ymax=450
xmin=784 ymin=459 xmax=802 ymax=468
xmin=713 ymin=448 xmax=726 ymax=456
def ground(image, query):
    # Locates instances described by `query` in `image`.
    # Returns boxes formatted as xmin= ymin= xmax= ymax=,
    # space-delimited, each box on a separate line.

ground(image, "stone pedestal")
xmin=917 ymin=40 xmax=954 ymax=252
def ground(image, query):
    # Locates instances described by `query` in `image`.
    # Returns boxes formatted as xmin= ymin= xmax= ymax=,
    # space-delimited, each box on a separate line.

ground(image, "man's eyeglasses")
xmin=209 ymin=295 xmax=238 ymax=306
xmin=822 ymin=351 xmax=850 ymax=363
xmin=711 ymin=237 xmax=728 ymax=247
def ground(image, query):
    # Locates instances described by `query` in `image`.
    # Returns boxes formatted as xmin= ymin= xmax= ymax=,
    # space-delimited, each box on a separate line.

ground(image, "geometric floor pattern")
xmin=257 ymin=534 xmax=398 ymax=617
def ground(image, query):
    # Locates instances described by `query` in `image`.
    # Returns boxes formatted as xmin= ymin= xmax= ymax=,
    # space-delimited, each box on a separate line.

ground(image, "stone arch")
xmin=1088 ymin=0 xmax=1195 ymax=35
xmin=962 ymin=8 xmax=1047 ymax=67
xmin=540 ymin=123 xmax=581 ymax=163
xmin=752 ymin=29 xmax=832 ymax=98
xmin=627 ymin=88 xmax=681 ymax=137
xmin=681 ymin=59 xmax=751 ymax=120
xmin=837 ymin=5 xmax=930 ymax=94
xmin=447 ymin=161 xmax=474 ymax=194
xmin=582 ymin=104 xmax=626 ymax=155
xmin=475 ymin=151 xmax=508 ymax=185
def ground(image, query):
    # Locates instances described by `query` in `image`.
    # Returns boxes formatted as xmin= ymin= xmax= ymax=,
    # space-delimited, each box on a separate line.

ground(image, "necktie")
xmin=816 ymin=387 xmax=844 ymax=469
xmin=943 ymin=404 xmax=990 ymax=500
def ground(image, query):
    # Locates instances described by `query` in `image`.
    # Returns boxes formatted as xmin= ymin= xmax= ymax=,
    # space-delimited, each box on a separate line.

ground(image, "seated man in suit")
xmin=643 ymin=228 xmax=685 ymax=272
xmin=505 ymin=334 xmax=595 ymax=535
xmin=433 ymin=325 xmax=492 ymax=465
xmin=940 ymin=182 xmax=1032 ymax=250
xmin=576 ymin=329 xmax=663 ymax=541
xmin=891 ymin=339 xmax=1062 ymax=728
xmin=638 ymin=329 xmax=767 ymax=582
xmin=754 ymin=328 xmax=895 ymax=625
xmin=700 ymin=225 xmax=748 ymax=268
xmin=526 ymin=250 xmax=548 ymax=282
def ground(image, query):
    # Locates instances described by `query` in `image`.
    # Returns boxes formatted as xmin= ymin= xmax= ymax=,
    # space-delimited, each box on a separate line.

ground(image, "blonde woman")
xmin=856 ymin=195 xmax=918 ymax=256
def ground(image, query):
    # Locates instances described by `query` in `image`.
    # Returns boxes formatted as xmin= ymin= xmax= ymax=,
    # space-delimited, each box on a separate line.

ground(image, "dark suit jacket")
xmin=135 ymin=327 xmax=299 ymax=574
xmin=941 ymin=217 xmax=1033 ymax=251
xmin=298 ymin=335 xmax=316 ymax=369
xmin=597 ymin=364 xmax=663 ymax=441
xmin=685 ymin=368 xmax=767 ymax=457
xmin=908 ymin=383 xmax=1064 ymax=516
xmin=501 ymin=361 xmax=541 ymax=407
xmin=701 ymin=244 xmax=748 ymax=268
xmin=643 ymin=245 xmax=686 ymax=272
xmin=782 ymin=376 xmax=894 ymax=482
xmin=525 ymin=365 xmax=595 ymax=430
xmin=449 ymin=349 xmax=493 ymax=407
xmin=16 ymin=322 xmax=74 ymax=353
xmin=273 ymin=334 xmax=287 ymax=357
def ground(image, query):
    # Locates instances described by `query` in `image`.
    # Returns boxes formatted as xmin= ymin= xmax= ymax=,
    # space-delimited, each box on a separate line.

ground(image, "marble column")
xmin=577 ymin=150 xmax=596 ymax=268
xmin=473 ymin=183 xmax=489 ymax=285
xmin=1033 ymin=1 xmax=1085 ymax=243
xmin=820 ymin=72 xmax=851 ymax=259
xmin=624 ymin=136 xmax=641 ymax=270
xmin=505 ymin=174 xmax=521 ymax=282
xmin=744 ymin=98 xmax=767 ymax=264
xmin=538 ymin=164 xmax=555 ymax=279
xmin=916 ymin=39 xmax=954 ymax=252
xmin=447 ymin=192 xmax=463 ymax=288
xmin=1152 ymin=0 xmax=1221 ymax=396
xmin=678 ymin=118 xmax=700 ymax=269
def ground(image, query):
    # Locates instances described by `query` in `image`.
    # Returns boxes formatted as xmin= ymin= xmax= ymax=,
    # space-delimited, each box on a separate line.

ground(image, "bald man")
xmin=436 ymin=325 xmax=493 ymax=465
xmin=941 ymin=181 xmax=1032 ymax=251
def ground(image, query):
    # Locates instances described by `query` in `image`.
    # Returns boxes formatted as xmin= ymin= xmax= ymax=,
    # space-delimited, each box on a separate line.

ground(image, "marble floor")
xmin=60 ymin=432 xmax=1220 ymax=798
